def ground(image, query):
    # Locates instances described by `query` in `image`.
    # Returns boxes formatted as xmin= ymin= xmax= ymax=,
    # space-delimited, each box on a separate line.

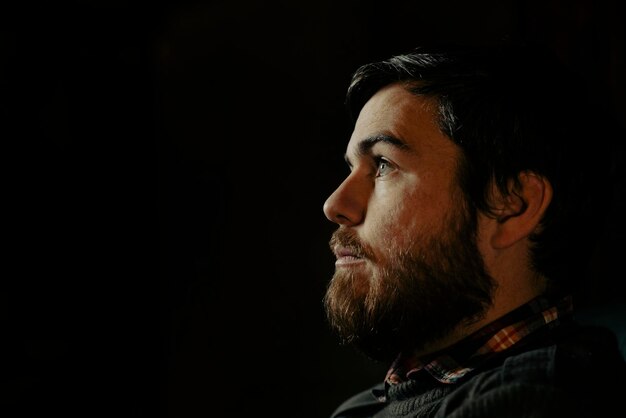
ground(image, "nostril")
xmin=324 ymin=199 xmax=348 ymax=225
xmin=336 ymin=213 xmax=353 ymax=224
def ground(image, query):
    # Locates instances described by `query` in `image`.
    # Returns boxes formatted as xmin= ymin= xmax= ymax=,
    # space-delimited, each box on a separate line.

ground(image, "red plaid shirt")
xmin=385 ymin=294 xmax=574 ymax=385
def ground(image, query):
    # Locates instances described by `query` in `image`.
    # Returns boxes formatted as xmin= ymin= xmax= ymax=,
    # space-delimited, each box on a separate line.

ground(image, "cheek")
xmin=365 ymin=194 xmax=424 ymax=257
xmin=367 ymin=183 xmax=455 ymax=258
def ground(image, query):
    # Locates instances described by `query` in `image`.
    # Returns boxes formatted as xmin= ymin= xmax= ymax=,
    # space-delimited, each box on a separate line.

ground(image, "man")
xmin=322 ymin=44 xmax=626 ymax=418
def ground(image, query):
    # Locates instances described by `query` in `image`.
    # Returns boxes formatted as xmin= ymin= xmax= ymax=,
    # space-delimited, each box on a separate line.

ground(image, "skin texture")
xmin=323 ymin=83 xmax=552 ymax=362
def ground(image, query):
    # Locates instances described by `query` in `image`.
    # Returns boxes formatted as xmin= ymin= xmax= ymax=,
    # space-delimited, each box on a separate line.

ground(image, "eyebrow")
xmin=344 ymin=133 xmax=411 ymax=166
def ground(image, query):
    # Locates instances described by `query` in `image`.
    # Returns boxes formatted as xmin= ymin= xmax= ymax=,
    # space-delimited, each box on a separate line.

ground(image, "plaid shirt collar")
xmin=384 ymin=294 xmax=574 ymax=386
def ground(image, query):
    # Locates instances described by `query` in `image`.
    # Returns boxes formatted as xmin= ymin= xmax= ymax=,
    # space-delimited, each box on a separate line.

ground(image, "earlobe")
xmin=490 ymin=172 xmax=553 ymax=249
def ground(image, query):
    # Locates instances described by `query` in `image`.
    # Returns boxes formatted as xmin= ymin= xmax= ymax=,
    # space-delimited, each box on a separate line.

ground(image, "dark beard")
xmin=323 ymin=204 xmax=495 ymax=363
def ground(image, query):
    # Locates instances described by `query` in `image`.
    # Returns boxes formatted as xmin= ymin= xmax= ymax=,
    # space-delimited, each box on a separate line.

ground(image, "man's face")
xmin=322 ymin=83 xmax=494 ymax=362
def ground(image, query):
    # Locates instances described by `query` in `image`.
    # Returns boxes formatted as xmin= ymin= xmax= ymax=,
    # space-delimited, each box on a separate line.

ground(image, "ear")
xmin=490 ymin=171 xmax=553 ymax=249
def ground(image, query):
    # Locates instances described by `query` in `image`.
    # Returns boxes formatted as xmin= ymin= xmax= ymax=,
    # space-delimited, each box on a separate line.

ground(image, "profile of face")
xmin=323 ymin=83 xmax=495 ymax=362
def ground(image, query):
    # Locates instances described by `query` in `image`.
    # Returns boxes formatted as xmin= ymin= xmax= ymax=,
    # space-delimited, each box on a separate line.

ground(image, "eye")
xmin=374 ymin=156 xmax=395 ymax=177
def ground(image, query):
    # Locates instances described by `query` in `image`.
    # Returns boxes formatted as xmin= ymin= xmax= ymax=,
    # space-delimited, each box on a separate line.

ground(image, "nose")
xmin=323 ymin=175 xmax=367 ymax=226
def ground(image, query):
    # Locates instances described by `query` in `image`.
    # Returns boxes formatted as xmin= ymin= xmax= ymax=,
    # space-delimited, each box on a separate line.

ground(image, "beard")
xmin=323 ymin=202 xmax=495 ymax=363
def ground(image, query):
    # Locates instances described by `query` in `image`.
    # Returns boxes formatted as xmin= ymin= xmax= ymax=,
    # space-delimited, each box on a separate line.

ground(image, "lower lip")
xmin=335 ymin=256 xmax=365 ymax=267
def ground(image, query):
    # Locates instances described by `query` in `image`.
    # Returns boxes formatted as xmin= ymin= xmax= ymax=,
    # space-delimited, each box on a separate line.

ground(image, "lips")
xmin=334 ymin=246 xmax=358 ymax=257
xmin=330 ymin=228 xmax=368 ymax=266
xmin=333 ymin=246 xmax=365 ymax=266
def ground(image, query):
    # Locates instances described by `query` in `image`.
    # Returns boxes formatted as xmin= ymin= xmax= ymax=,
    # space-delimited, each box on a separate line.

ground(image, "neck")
xmin=412 ymin=280 xmax=547 ymax=359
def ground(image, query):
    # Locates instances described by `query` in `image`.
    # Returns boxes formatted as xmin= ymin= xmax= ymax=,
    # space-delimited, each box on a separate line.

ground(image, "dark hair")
xmin=345 ymin=43 xmax=617 ymax=295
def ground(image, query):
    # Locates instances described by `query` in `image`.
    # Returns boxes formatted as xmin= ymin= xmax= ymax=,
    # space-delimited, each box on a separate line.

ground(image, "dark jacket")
xmin=330 ymin=322 xmax=626 ymax=418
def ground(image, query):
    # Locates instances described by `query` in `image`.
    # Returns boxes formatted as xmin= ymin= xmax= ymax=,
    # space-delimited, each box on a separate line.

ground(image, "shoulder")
xmin=329 ymin=382 xmax=386 ymax=418
xmin=327 ymin=324 xmax=626 ymax=418
xmin=435 ymin=324 xmax=626 ymax=418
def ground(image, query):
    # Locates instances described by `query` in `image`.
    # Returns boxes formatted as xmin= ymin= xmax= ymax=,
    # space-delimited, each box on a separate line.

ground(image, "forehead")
xmin=348 ymin=83 xmax=456 ymax=158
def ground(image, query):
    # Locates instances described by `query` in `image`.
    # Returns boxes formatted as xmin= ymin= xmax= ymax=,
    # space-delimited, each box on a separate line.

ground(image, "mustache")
xmin=329 ymin=227 xmax=373 ymax=259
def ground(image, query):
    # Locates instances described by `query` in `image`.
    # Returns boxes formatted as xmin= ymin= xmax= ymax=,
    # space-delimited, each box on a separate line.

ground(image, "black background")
xmin=2 ymin=1 xmax=625 ymax=417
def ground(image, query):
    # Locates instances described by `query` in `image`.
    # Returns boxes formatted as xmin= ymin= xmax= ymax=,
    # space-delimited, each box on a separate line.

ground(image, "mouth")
xmin=333 ymin=246 xmax=366 ymax=267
